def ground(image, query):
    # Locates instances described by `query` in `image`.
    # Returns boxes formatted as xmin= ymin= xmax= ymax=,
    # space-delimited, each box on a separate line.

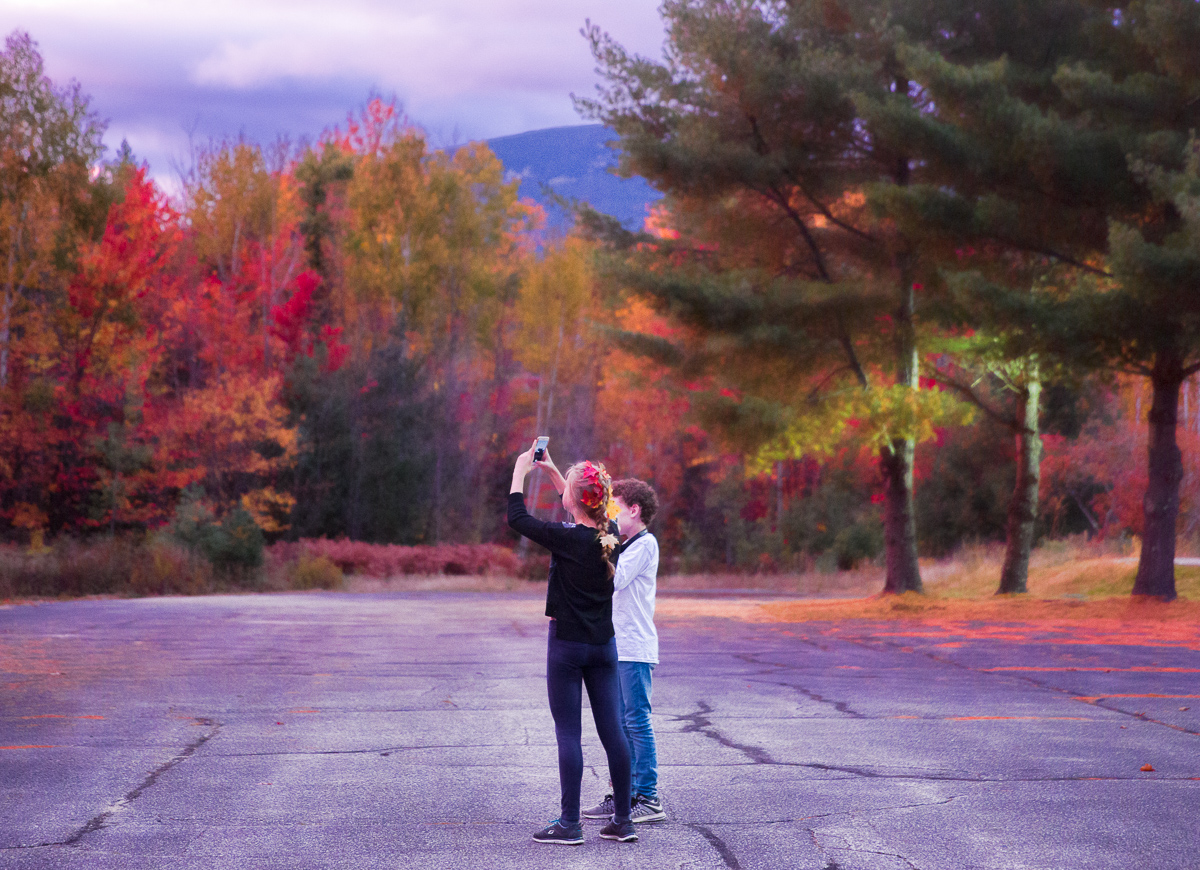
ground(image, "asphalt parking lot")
xmin=2 ymin=591 xmax=1198 ymax=869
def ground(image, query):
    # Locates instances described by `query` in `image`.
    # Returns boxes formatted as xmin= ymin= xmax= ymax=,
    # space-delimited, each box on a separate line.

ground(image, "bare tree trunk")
xmin=0 ymin=281 xmax=10 ymax=389
xmin=262 ymin=250 xmax=271 ymax=370
xmin=881 ymin=277 xmax=922 ymax=594
xmin=529 ymin=320 xmax=563 ymax=519
xmin=775 ymin=460 xmax=784 ymax=530
xmin=347 ymin=389 xmax=366 ymax=540
xmin=881 ymin=439 xmax=921 ymax=592
xmin=998 ymin=374 xmax=1042 ymax=594
xmin=2 ymin=220 xmax=24 ymax=389
xmin=1134 ymin=356 xmax=1182 ymax=600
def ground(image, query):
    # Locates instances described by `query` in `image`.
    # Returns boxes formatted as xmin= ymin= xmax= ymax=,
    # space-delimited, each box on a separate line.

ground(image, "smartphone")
xmin=533 ymin=435 xmax=549 ymax=462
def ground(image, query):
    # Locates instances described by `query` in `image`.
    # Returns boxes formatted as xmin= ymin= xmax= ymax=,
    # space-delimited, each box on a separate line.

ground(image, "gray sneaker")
xmin=532 ymin=818 xmax=584 ymax=845
xmin=599 ymin=818 xmax=638 ymax=842
xmin=630 ymin=795 xmax=666 ymax=823
xmin=582 ymin=793 xmax=615 ymax=819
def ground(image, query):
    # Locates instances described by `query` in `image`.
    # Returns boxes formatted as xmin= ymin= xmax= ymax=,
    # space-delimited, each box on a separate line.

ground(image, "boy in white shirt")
xmin=583 ymin=478 xmax=666 ymax=823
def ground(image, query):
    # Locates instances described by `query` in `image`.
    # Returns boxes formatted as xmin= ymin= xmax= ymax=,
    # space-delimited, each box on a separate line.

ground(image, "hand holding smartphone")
xmin=533 ymin=435 xmax=549 ymax=462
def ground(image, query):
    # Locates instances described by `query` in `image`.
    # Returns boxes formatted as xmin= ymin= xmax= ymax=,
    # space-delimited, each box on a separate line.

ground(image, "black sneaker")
xmin=630 ymin=795 xmax=666 ymax=823
xmin=532 ymin=818 xmax=584 ymax=845
xmin=599 ymin=818 xmax=638 ymax=842
xmin=582 ymin=793 xmax=615 ymax=819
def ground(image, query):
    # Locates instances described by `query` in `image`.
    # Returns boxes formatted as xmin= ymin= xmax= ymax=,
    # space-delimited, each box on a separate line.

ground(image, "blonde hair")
xmin=566 ymin=460 xmax=618 ymax=577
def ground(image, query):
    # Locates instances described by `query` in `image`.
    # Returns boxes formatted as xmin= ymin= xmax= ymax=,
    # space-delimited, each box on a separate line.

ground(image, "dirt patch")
xmin=658 ymin=567 xmax=883 ymax=597
xmin=656 ymin=594 xmax=1200 ymax=650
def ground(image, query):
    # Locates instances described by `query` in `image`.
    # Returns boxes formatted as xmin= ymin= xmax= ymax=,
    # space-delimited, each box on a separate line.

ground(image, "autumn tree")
xmin=289 ymin=100 xmax=536 ymax=543
xmin=512 ymin=236 xmax=609 ymax=514
xmin=1088 ymin=135 xmax=1200 ymax=598
xmin=0 ymin=31 xmax=127 ymax=536
xmin=881 ymin=0 xmax=1200 ymax=599
xmin=578 ymin=0 xmax=991 ymax=592
xmin=180 ymin=138 xmax=305 ymax=374
xmin=1 ymin=30 xmax=105 ymax=389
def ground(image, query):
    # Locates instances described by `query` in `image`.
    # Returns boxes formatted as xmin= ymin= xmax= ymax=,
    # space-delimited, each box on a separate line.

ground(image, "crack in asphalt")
xmin=674 ymin=701 xmax=776 ymax=765
xmin=785 ymin=683 xmax=869 ymax=719
xmin=1079 ymin=698 xmax=1200 ymax=737
xmin=690 ymin=795 xmax=960 ymax=828
xmin=213 ymin=742 xmax=529 ymax=758
xmin=672 ymin=703 xmax=1194 ymax=781
xmin=687 ymin=823 xmax=742 ymax=870
xmin=799 ymin=795 xmax=960 ymax=823
xmin=840 ymin=634 xmax=1200 ymax=738
xmin=832 ymin=846 xmax=920 ymax=870
xmin=812 ymin=827 xmax=922 ymax=870
xmin=734 ymin=653 xmax=869 ymax=718
xmin=3 ymin=717 xmax=220 ymax=851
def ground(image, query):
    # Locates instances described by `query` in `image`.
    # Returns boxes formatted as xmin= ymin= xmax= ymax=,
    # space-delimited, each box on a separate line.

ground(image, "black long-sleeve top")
xmin=507 ymin=491 xmax=618 ymax=644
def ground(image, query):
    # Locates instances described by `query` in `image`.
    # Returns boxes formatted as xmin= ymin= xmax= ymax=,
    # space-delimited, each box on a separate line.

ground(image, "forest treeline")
xmin=3 ymin=0 xmax=1200 ymax=598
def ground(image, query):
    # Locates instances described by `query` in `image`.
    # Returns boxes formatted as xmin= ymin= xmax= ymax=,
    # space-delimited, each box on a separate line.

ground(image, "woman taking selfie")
xmin=507 ymin=440 xmax=635 ymax=845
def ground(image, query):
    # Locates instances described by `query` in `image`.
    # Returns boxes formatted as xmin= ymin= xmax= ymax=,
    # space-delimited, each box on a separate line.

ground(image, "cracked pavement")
xmin=1 ymin=592 xmax=1198 ymax=869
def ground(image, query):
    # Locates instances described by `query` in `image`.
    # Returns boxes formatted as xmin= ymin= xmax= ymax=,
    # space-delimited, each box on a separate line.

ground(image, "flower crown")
xmin=576 ymin=461 xmax=619 ymax=520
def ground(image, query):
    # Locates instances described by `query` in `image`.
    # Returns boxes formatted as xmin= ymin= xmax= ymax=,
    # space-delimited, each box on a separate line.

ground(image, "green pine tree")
xmin=577 ymin=0 xmax=1020 ymax=592
xmin=879 ymin=0 xmax=1200 ymax=599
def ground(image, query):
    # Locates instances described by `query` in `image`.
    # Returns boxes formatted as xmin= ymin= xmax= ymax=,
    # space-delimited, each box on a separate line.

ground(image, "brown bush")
xmin=127 ymin=539 xmax=214 ymax=596
xmin=267 ymin=539 xmax=525 ymax=578
xmin=287 ymin=554 xmax=344 ymax=590
xmin=0 ymin=536 xmax=216 ymax=599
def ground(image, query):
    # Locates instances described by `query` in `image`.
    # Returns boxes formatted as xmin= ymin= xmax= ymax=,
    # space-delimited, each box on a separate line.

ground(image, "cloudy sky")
xmin=2 ymin=0 xmax=666 ymax=185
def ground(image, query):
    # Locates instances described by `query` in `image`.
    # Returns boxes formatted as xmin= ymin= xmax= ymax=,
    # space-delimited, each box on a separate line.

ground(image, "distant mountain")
xmin=486 ymin=124 xmax=662 ymax=231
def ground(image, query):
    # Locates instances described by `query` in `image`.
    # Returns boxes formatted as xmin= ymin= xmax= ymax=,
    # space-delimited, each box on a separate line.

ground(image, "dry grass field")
xmin=654 ymin=539 xmax=1200 ymax=632
xmin=345 ymin=537 xmax=1200 ymax=626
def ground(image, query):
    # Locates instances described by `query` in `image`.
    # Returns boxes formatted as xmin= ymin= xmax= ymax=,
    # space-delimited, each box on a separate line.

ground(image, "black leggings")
xmin=546 ymin=621 xmax=632 ymax=824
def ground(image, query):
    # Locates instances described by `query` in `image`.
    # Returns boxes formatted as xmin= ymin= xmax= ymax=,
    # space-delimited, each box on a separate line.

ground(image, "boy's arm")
xmin=613 ymin=537 xmax=657 ymax=592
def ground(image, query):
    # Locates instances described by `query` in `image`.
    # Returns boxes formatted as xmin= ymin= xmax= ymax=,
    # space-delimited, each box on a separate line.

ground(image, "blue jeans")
xmin=617 ymin=661 xmax=659 ymax=800
xmin=546 ymin=621 xmax=632 ymax=824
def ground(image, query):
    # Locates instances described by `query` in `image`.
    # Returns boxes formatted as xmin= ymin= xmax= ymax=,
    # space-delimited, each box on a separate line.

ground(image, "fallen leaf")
xmin=1140 ymin=764 xmax=1155 ymax=772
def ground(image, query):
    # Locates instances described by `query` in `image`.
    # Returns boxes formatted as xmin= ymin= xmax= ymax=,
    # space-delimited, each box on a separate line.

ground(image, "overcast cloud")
xmin=1 ymin=0 xmax=666 ymax=186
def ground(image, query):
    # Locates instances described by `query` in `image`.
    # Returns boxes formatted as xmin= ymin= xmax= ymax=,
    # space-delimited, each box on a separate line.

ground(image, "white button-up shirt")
xmin=613 ymin=531 xmax=659 ymax=663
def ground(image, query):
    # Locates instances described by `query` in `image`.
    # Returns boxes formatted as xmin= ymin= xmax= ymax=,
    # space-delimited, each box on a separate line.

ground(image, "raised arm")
xmin=511 ymin=439 xmax=537 ymax=494
xmin=509 ymin=441 xmax=569 ymax=552
xmin=536 ymin=449 xmax=568 ymax=495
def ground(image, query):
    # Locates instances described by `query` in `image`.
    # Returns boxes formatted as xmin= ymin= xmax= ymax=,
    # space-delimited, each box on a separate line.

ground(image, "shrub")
xmin=520 ymin=552 xmax=551 ymax=582
xmin=833 ymin=521 xmax=884 ymax=570
xmin=0 ymin=537 xmax=134 ymax=597
xmin=209 ymin=507 xmax=265 ymax=570
xmin=0 ymin=535 xmax=215 ymax=599
xmin=288 ymin=554 xmax=344 ymax=590
xmin=127 ymin=537 xmax=213 ymax=596
xmin=167 ymin=490 xmax=265 ymax=579
xmin=265 ymin=539 xmax=524 ymax=578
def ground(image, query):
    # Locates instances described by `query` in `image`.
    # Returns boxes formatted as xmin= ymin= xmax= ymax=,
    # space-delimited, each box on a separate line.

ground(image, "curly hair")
xmin=612 ymin=478 xmax=659 ymax=527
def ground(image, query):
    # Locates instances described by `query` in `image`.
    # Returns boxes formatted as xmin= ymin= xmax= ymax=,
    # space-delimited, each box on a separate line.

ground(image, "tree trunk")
xmin=1134 ymin=359 xmax=1182 ymax=600
xmin=529 ymin=320 xmax=563 ymax=520
xmin=0 ymin=280 xmax=10 ymax=389
xmin=3 ymin=220 xmax=23 ymax=389
xmin=998 ymin=375 xmax=1042 ymax=594
xmin=881 ymin=438 xmax=922 ymax=592
xmin=881 ymin=276 xmax=922 ymax=594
